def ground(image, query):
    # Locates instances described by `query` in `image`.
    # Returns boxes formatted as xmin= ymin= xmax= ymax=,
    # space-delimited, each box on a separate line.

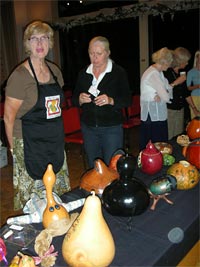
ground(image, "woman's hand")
xmin=94 ymin=94 xmax=114 ymax=106
xmin=79 ymin=93 xmax=92 ymax=105
xmin=174 ymin=75 xmax=186 ymax=85
xmin=154 ymin=95 xmax=161 ymax=102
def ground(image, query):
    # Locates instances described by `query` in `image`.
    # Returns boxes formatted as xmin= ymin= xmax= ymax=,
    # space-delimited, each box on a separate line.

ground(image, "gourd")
xmin=9 ymin=253 xmax=36 ymax=267
xmin=154 ymin=142 xmax=173 ymax=154
xmin=62 ymin=191 xmax=115 ymax=267
xmin=109 ymin=148 xmax=125 ymax=171
xmin=0 ymin=238 xmax=6 ymax=263
xmin=42 ymin=164 xmax=69 ymax=228
xmin=18 ymin=255 xmax=36 ymax=267
xmin=80 ymin=159 xmax=119 ymax=195
xmin=186 ymin=116 xmax=200 ymax=140
xmin=167 ymin=160 xmax=199 ymax=190
xmin=182 ymin=140 xmax=200 ymax=169
xmin=163 ymin=154 xmax=175 ymax=166
xmin=9 ymin=255 xmax=20 ymax=267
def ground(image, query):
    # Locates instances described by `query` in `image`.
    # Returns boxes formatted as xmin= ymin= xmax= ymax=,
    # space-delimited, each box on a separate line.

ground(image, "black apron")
xmin=21 ymin=58 xmax=65 ymax=180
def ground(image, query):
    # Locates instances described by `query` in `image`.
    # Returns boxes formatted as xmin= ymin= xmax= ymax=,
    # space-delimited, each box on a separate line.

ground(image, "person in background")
xmin=164 ymin=47 xmax=191 ymax=140
xmin=140 ymin=47 xmax=184 ymax=150
xmin=4 ymin=20 xmax=71 ymax=210
xmin=72 ymin=36 xmax=131 ymax=168
xmin=186 ymin=50 xmax=200 ymax=119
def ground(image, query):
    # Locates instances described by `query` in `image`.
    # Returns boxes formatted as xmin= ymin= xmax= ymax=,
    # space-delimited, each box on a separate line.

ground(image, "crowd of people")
xmin=2 ymin=19 xmax=200 ymax=211
xmin=140 ymin=47 xmax=199 ymax=150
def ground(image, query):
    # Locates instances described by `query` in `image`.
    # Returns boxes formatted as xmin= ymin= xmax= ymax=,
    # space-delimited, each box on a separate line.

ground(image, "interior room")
xmin=0 ymin=0 xmax=199 ymax=266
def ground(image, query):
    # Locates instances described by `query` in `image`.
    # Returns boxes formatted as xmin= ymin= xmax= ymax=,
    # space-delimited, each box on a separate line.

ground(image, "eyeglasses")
xmin=29 ymin=36 xmax=49 ymax=44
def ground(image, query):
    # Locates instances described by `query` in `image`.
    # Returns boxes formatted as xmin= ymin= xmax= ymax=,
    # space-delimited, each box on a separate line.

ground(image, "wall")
xmin=13 ymin=0 xmax=61 ymax=65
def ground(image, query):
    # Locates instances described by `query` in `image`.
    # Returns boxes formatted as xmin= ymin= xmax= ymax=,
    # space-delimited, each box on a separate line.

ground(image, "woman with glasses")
xmin=4 ymin=20 xmax=71 ymax=210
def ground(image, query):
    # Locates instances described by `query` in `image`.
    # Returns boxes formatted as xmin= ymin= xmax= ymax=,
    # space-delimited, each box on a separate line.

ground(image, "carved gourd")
xmin=42 ymin=164 xmax=69 ymax=228
xmin=186 ymin=116 xmax=200 ymax=140
xmin=80 ymin=159 xmax=119 ymax=195
xmin=62 ymin=191 xmax=115 ymax=267
xmin=139 ymin=140 xmax=163 ymax=175
xmin=182 ymin=139 xmax=200 ymax=169
xmin=167 ymin=160 xmax=199 ymax=190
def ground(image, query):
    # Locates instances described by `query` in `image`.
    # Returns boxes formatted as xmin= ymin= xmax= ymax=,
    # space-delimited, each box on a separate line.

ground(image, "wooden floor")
xmin=0 ymin=126 xmax=140 ymax=227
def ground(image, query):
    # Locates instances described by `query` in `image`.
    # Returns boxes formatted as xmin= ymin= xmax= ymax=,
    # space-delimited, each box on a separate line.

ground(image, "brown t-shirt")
xmin=6 ymin=61 xmax=64 ymax=138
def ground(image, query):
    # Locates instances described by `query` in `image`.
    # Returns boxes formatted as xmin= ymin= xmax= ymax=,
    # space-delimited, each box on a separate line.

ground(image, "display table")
xmin=1 ymin=139 xmax=200 ymax=266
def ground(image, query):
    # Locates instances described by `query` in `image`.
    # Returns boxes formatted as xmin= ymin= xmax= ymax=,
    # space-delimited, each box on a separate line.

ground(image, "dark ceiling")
xmin=58 ymin=0 xmax=138 ymax=17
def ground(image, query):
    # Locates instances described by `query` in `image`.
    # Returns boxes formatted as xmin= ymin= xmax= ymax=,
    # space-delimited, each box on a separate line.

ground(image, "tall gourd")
xmin=62 ymin=191 xmax=115 ymax=267
xmin=42 ymin=164 xmax=69 ymax=228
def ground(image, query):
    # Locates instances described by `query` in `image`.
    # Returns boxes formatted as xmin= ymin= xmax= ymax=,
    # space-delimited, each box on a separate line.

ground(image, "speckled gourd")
xmin=62 ymin=191 xmax=115 ymax=267
xmin=42 ymin=164 xmax=69 ymax=228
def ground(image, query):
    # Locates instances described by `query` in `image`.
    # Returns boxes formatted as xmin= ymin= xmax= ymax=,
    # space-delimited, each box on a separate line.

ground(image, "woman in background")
xmin=140 ymin=47 xmax=184 ymax=150
xmin=72 ymin=36 xmax=131 ymax=168
xmin=164 ymin=47 xmax=191 ymax=139
xmin=4 ymin=20 xmax=70 ymax=210
xmin=186 ymin=50 xmax=200 ymax=119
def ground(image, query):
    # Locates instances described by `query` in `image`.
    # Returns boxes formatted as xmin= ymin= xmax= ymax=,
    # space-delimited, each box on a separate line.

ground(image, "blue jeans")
xmin=81 ymin=122 xmax=123 ymax=168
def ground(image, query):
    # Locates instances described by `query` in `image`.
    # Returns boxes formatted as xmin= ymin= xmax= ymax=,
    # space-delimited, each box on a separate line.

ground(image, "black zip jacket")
xmin=72 ymin=63 xmax=132 ymax=127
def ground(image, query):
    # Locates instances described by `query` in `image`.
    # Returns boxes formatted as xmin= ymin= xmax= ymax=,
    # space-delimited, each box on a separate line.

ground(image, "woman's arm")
xmin=4 ymin=96 xmax=23 ymax=149
xmin=187 ymin=84 xmax=200 ymax=91
xmin=186 ymin=96 xmax=200 ymax=116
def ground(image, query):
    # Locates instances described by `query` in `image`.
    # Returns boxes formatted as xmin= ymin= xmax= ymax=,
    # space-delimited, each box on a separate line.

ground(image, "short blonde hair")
xmin=193 ymin=50 xmax=200 ymax=67
xmin=152 ymin=47 xmax=173 ymax=65
xmin=173 ymin=47 xmax=191 ymax=67
xmin=23 ymin=20 xmax=54 ymax=55
xmin=88 ymin=36 xmax=110 ymax=54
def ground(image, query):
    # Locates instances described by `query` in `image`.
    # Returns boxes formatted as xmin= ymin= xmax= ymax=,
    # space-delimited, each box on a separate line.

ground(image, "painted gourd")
xmin=62 ymin=191 xmax=115 ymax=267
xmin=42 ymin=164 xmax=69 ymax=228
xmin=18 ymin=255 xmax=36 ymax=267
xmin=167 ymin=160 xmax=199 ymax=190
xmin=109 ymin=148 xmax=125 ymax=171
xmin=9 ymin=253 xmax=36 ymax=267
xmin=186 ymin=116 xmax=200 ymax=140
xmin=102 ymin=153 xmax=149 ymax=217
xmin=154 ymin=142 xmax=173 ymax=154
xmin=139 ymin=140 xmax=163 ymax=175
xmin=182 ymin=140 xmax=200 ymax=169
xmin=0 ymin=238 xmax=6 ymax=262
xmin=163 ymin=154 xmax=175 ymax=166
xmin=80 ymin=159 xmax=119 ymax=195
xmin=149 ymin=175 xmax=177 ymax=195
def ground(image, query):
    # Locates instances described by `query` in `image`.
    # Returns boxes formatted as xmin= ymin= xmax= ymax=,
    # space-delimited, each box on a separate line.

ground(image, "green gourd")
xmin=163 ymin=154 xmax=175 ymax=166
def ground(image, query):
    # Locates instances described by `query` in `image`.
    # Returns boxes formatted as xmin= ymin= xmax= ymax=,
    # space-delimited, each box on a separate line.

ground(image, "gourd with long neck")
xmin=62 ymin=191 xmax=115 ymax=267
xmin=42 ymin=164 xmax=69 ymax=228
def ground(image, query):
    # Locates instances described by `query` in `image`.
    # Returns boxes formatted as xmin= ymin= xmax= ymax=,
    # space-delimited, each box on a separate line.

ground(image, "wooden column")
xmin=139 ymin=14 xmax=149 ymax=77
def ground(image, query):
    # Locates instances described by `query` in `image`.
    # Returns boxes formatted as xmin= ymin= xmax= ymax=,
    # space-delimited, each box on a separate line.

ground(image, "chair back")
xmin=127 ymin=95 xmax=140 ymax=118
xmin=62 ymin=107 xmax=81 ymax=134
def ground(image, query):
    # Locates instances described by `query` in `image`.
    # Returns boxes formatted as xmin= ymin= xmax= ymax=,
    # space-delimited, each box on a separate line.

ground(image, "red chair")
xmin=62 ymin=107 xmax=86 ymax=169
xmin=123 ymin=95 xmax=141 ymax=149
xmin=62 ymin=89 xmax=72 ymax=108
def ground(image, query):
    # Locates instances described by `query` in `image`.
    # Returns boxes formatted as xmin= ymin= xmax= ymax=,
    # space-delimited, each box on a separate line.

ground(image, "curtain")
xmin=1 ymin=0 xmax=18 ymax=85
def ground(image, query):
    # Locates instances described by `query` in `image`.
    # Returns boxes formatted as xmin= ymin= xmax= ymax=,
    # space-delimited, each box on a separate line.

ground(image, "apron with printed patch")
xmin=21 ymin=58 xmax=65 ymax=180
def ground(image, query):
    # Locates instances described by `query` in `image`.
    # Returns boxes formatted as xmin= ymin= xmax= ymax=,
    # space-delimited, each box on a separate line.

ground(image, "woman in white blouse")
xmin=140 ymin=47 xmax=184 ymax=150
